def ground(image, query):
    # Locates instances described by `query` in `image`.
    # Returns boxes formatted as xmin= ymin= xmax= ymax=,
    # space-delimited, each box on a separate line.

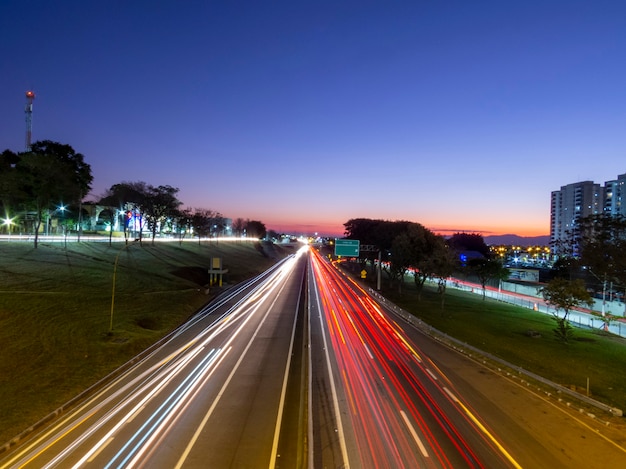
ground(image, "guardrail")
xmin=367 ymin=288 xmax=623 ymax=419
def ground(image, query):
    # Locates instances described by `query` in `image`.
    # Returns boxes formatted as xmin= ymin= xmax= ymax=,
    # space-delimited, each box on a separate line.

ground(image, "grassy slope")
xmin=0 ymin=240 xmax=289 ymax=443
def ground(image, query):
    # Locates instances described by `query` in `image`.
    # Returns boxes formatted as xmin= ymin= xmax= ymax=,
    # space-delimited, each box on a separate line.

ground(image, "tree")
xmin=592 ymin=310 xmax=618 ymax=334
xmin=96 ymin=207 xmax=117 ymax=246
xmin=579 ymin=214 xmax=626 ymax=300
xmin=232 ymin=218 xmax=246 ymax=237
xmin=191 ymin=209 xmax=220 ymax=243
xmin=29 ymin=141 xmax=93 ymax=241
xmin=447 ymin=232 xmax=490 ymax=257
xmin=99 ymin=182 xmax=147 ymax=244
xmin=385 ymin=222 xmax=443 ymax=299
xmin=13 ymin=142 xmax=93 ymax=248
xmin=344 ymin=218 xmax=414 ymax=277
xmin=540 ymin=278 xmax=593 ymax=343
xmin=184 ymin=208 xmax=224 ymax=244
xmin=175 ymin=207 xmax=194 ymax=244
xmin=430 ymin=241 xmax=457 ymax=311
xmin=405 ymin=225 xmax=443 ymax=301
xmin=245 ymin=220 xmax=266 ymax=239
xmin=389 ymin=232 xmax=413 ymax=293
xmin=467 ymin=257 xmax=510 ymax=300
xmin=0 ymin=150 xmax=20 ymax=220
xmin=210 ymin=213 xmax=227 ymax=238
xmin=551 ymin=228 xmax=578 ymax=261
xmin=141 ymin=185 xmax=182 ymax=244
xmin=29 ymin=141 xmax=93 ymax=199
xmin=0 ymin=149 xmax=19 ymax=169
xmin=549 ymin=255 xmax=579 ymax=281
xmin=344 ymin=218 xmax=413 ymax=251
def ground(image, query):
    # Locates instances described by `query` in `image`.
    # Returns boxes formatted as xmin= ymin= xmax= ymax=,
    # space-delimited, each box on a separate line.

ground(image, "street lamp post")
xmin=46 ymin=205 xmax=67 ymax=237
xmin=588 ymin=268 xmax=608 ymax=331
xmin=110 ymin=240 xmax=137 ymax=332
xmin=3 ymin=217 xmax=14 ymax=240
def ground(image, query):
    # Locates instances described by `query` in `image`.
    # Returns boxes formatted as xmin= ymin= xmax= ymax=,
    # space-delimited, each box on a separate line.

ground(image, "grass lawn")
xmin=341 ymin=261 xmax=626 ymax=414
xmin=0 ymin=239 xmax=291 ymax=444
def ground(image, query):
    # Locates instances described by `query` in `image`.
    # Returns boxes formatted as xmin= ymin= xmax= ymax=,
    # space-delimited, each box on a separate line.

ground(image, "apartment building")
xmin=550 ymin=173 xmax=626 ymax=254
xmin=603 ymin=173 xmax=626 ymax=217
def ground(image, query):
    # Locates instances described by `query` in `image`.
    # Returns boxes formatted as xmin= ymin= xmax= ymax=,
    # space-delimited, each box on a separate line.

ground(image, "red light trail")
xmin=309 ymin=248 xmax=520 ymax=468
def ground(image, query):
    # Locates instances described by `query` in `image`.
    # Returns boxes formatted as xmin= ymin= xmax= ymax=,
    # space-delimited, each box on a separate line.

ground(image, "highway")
xmin=1 ymin=247 xmax=309 ymax=468
xmin=308 ymin=248 xmax=626 ymax=468
xmin=2 ymin=245 xmax=626 ymax=468
xmin=308 ymin=248 xmax=517 ymax=468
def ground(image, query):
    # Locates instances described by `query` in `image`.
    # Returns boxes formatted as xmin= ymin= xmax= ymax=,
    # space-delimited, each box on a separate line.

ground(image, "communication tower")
xmin=25 ymin=90 xmax=35 ymax=151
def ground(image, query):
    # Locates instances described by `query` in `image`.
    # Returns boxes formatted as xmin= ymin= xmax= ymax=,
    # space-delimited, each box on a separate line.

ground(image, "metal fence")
xmin=447 ymin=280 xmax=626 ymax=338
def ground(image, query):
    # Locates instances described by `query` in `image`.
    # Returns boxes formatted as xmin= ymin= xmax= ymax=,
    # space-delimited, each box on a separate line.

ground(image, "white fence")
xmin=448 ymin=279 xmax=626 ymax=338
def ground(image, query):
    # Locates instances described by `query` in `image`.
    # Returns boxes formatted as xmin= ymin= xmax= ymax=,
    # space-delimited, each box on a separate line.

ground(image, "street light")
xmin=46 ymin=204 xmax=67 ymax=236
xmin=2 ymin=217 xmax=14 ymax=240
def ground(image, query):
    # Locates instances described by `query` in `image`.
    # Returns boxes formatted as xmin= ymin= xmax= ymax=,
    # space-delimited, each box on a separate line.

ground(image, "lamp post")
xmin=587 ymin=268 xmax=608 ymax=331
xmin=110 ymin=240 xmax=137 ymax=332
xmin=46 ymin=205 xmax=67 ymax=237
xmin=3 ymin=217 xmax=13 ymax=240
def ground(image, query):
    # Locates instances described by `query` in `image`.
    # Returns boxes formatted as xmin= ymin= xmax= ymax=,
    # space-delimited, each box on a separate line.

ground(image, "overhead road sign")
xmin=334 ymin=239 xmax=360 ymax=257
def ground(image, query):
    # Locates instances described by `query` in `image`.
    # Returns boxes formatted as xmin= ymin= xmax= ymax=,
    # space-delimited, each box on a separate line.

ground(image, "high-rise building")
xmin=550 ymin=173 xmax=626 ymax=255
xmin=550 ymin=181 xmax=602 ymax=254
xmin=603 ymin=173 xmax=626 ymax=218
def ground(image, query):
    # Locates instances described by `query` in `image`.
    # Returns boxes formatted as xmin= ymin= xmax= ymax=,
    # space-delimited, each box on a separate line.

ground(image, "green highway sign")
xmin=334 ymin=239 xmax=360 ymax=257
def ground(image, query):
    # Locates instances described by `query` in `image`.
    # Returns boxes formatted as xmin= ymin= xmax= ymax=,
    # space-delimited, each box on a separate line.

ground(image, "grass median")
xmin=0 ymin=239 xmax=291 ymax=444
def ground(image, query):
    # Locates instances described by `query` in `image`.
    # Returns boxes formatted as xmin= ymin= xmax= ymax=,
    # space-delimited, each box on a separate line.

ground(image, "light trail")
xmin=310 ymin=262 xmax=352 ymax=468
xmin=173 ymin=249 xmax=304 ymax=469
xmin=5 ymin=251 xmax=305 ymax=469
xmin=309 ymin=248 xmax=521 ymax=468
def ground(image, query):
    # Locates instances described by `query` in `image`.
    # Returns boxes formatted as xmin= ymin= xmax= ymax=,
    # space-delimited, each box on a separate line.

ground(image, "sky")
xmin=2 ymin=1 xmax=626 ymax=238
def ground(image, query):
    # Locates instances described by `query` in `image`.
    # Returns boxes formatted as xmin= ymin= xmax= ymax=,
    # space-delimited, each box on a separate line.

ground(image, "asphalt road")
xmin=309 ymin=248 xmax=516 ymax=468
xmin=392 ymin=297 xmax=626 ymax=468
xmin=308 ymin=248 xmax=626 ymax=468
xmin=1 ymin=249 xmax=309 ymax=468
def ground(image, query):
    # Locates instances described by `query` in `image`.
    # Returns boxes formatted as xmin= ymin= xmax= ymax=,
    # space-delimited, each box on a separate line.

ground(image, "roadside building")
xmin=550 ymin=172 xmax=626 ymax=255
xmin=550 ymin=180 xmax=602 ymax=254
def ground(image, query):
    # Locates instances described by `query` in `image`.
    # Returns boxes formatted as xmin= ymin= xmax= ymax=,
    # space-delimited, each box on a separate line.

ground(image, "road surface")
xmin=2 ymin=249 xmax=308 ymax=468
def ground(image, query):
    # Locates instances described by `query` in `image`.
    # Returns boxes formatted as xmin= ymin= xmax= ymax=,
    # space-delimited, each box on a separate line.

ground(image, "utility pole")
xmin=377 ymin=250 xmax=382 ymax=291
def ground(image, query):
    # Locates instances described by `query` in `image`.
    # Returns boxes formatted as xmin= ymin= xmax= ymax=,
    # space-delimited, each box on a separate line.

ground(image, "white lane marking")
xmin=87 ymin=437 xmax=114 ymax=463
xmin=443 ymin=386 xmax=459 ymax=402
xmin=400 ymin=410 xmax=429 ymax=458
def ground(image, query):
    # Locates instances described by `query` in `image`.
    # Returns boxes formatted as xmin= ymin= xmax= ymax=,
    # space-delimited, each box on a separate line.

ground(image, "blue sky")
xmin=2 ymin=1 xmax=626 ymax=236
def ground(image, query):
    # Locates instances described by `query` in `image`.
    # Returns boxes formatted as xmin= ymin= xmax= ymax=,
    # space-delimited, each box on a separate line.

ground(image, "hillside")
xmin=0 ymin=240 xmax=289 ymax=444
xmin=484 ymin=234 xmax=550 ymax=246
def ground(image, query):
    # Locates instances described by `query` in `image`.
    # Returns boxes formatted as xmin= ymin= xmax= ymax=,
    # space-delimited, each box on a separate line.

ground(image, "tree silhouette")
xmin=540 ymin=278 xmax=593 ymax=343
